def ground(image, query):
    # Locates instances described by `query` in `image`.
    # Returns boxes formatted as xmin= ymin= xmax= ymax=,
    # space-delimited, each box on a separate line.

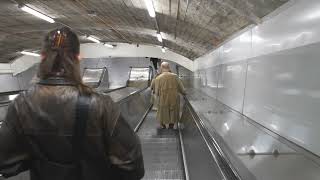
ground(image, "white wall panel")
xmin=244 ymin=43 xmax=320 ymax=156
xmin=194 ymin=48 xmax=221 ymax=70
xmin=252 ymin=0 xmax=320 ymax=57
xmin=217 ymin=62 xmax=247 ymax=112
xmin=191 ymin=0 xmax=320 ymax=156
xmin=220 ymin=30 xmax=252 ymax=64
xmin=199 ymin=66 xmax=220 ymax=99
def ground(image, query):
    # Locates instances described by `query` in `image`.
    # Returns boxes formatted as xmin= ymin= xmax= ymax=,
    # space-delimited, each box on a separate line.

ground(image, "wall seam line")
xmin=241 ymin=61 xmax=249 ymax=114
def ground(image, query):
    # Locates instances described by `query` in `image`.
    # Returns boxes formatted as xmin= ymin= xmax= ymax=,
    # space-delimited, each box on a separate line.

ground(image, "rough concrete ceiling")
xmin=0 ymin=0 xmax=288 ymax=63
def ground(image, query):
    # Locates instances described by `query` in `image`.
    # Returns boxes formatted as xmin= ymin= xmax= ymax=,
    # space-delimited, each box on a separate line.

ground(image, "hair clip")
xmin=51 ymin=29 xmax=67 ymax=49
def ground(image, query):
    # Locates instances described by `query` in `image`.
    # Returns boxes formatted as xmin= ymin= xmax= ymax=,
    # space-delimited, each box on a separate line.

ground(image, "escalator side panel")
xmin=180 ymin=105 xmax=224 ymax=180
xmin=119 ymin=88 xmax=151 ymax=129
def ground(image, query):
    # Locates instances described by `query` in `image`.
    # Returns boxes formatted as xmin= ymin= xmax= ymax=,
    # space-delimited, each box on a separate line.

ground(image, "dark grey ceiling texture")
xmin=0 ymin=0 xmax=288 ymax=63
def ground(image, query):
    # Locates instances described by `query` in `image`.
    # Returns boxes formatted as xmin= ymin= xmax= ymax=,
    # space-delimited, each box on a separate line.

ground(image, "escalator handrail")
xmin=117 ymin=86 xmax=149 ymax=105
xmin=103 ymin=86 xmax=127 ymax=94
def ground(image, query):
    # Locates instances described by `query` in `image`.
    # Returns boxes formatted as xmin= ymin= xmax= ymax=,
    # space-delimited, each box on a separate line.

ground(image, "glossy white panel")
xmin=244 ymin=43 xmax=320 ymax=156
xmin=217 ymin=62 xmax=247 ymax=112
xmin=252 ymin=0 xmax=320 ymax=57
xmin=220 ymin=31 xmax=252 ymax=64
xmin=194 ymin=48 xmax=221 ymax=70
xmin=199 ymin=66 xmax=220 ymax=99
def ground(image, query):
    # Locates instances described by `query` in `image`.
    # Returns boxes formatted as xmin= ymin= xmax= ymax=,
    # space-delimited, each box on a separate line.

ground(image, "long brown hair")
xmin=39 ymin=27 xmax=91 ymax=94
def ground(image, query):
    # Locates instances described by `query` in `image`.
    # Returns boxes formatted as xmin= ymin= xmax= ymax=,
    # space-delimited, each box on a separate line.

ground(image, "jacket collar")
xmin=38 ymin=77 xmax=77 ymax=86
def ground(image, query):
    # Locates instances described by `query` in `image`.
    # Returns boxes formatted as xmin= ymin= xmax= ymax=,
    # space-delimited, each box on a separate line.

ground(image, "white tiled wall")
xmin=193 ymin=0 xmax=320 ymax=156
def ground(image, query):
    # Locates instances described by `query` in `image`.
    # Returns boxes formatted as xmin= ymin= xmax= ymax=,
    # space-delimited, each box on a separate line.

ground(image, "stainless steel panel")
xmin=0 ymin=74 xmax=20 ymax=93
xmin=118 ymin=89 xmax=151 ymax=129
xmin=244 ymin=43 xmax=320 ymax=156
xmin=0 ymin=105 xmax=8 ymax=122
xmin=217 ymin=62 xmax=247 ymax=112
xmin=106 ymin=87 xmax=140 ymax=103
xmin=16 ymin=64 xmax=38 ymax=90
xmin=239 ymin=155 xmax=320 ymax=180
xmin=180 ymin=105 xmax=224 ymax=180
xmin=185 ymin=88 xmax=320 ymax=180
xmin=187 ymin=90 xmax=294 ymax=154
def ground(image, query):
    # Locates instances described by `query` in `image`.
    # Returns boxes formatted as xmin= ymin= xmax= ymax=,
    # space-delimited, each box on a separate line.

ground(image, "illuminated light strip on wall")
xmin=21 ymin=51 xmax=40 ymax=57
xmin=104 ymin=43 xmax=114 ymax=48
xmin=20 ymin=5 xmax=55 ymax=23
xmin=87 ymin=36 xmax=100 ymax=43
xmin=143 ymin=0 xmax=156 ymax=18
xmin=157 ymin=33 xmax=163 ymax=42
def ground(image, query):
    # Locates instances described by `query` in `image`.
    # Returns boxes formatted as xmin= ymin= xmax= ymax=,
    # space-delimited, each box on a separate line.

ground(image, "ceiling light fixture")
xmin=19 ymin=5 xmax=55 ymax=23
xmin=143 ymin=0 xmax=156 ymax=18
xmin=87 ymin=36 xmax=100 ymax=43
xmin=21 ymin=51 xmax=40 ymax=57
xmin=162 ymin=47 xmax=166 ymax=53
xmin=157 ymin=33 xmax=163 ymax=42
xmin=104 ymin=43 xmax=114 ymax=48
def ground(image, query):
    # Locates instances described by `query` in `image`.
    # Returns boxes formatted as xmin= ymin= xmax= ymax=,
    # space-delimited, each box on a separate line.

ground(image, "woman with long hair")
xmin=0 ymin=27 xmax=144 ymax=180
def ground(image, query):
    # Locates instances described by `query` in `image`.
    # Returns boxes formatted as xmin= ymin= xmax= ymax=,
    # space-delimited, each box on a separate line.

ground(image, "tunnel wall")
xmin=0 ymin=57 xmax=179 ymax=93
xmin=81 ymin=57 xmax=151 ymax=88
xmin=192 ymin=0 xmax=320 ymax=156
xmin=81 ymin=57 xmax=178 ymax=88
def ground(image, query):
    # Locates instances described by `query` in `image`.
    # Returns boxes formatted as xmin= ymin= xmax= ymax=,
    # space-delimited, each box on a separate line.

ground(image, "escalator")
xmin=0 ymin=85 xmax=224 ymax=180
xmin=136 ymin=110 xmax=185 ymax=180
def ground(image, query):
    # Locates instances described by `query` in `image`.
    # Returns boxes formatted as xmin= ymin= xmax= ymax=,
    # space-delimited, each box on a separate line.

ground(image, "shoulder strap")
xmin=72 ymin=95 xmax=91 ymax=165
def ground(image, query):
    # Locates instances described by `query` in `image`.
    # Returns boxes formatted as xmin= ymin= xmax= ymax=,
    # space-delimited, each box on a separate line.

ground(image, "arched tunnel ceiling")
xmin=0 ymin=0 xmax=289 ymax=63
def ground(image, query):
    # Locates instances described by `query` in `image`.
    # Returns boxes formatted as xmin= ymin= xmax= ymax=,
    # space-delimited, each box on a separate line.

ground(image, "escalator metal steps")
xmin=137 ymin=111 xmax=184 ymax=180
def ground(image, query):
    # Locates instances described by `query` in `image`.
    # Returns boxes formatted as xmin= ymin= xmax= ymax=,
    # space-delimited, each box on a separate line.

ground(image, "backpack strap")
xmin=72 ymin=94 xmax=91 ymax=178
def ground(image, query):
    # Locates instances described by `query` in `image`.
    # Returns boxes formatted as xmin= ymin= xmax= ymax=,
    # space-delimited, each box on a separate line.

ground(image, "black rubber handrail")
xmin=117 ymin=86 xmax=149 ymax=105
xmin=103 ymin=86 xmax=127 ymax=93
xmin=0 ymin=91 xmax=22 ymax=105
xmin=0 ymin=90 xmax=22 ymax=96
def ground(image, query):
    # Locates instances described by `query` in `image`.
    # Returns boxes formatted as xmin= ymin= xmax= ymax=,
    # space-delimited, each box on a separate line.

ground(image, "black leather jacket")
xmin=0 ymin=78 xmax=144 ymax=180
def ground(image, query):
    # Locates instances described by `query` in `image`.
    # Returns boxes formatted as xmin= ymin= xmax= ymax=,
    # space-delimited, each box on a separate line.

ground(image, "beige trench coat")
xmin=154 ymin=72 xmax=186 ymax=124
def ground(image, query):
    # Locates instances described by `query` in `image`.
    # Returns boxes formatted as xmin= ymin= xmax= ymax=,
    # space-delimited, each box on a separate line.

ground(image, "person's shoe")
xmin=169 ymin=123 xmax=174 ymax=129
xmin=161 ymin=124 xmax=166 ymax=129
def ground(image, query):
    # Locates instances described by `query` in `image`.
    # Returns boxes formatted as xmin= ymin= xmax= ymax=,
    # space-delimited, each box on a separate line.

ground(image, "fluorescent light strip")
xmin=143 ymin=0 xmax=156 ymax=18
xmin=21 ymin=51 xmax=40 ymax=57
xmin=104 ymin=43 xmax=114 ymax=48
xmin=87 ymin=36 xmax=100 ymax=43
xmin=20 ymin=5 xmax=55 ymax=23
xmin=9 ymin=94 xmax=19 ymax=101
xmin=157 ymin=33 xmax=163 ymax=42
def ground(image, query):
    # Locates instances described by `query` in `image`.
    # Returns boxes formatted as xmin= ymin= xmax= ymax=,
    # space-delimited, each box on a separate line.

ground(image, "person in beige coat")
xmin=154 ymin=62 xmax=186 ymax=129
